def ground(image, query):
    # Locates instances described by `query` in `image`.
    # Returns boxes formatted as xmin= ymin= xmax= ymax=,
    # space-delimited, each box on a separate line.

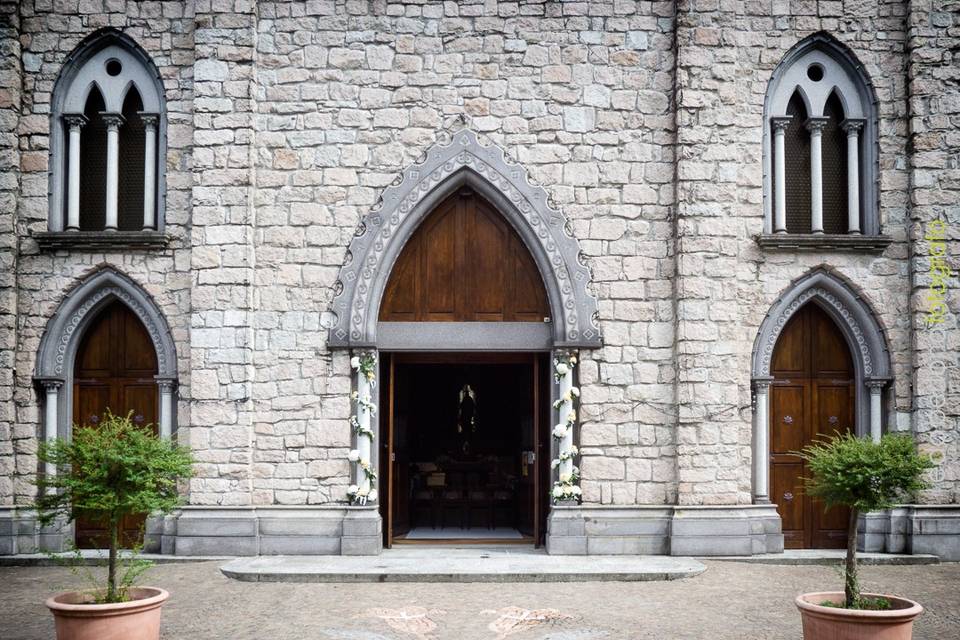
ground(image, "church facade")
xmin=1 ymin=0 xmax=957 ymax=559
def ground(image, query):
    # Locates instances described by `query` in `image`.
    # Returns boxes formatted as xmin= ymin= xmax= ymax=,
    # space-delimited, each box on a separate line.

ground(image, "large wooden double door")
xmin=73 ymin=301 xmax=159 ymax=548
xmin=770 ymin=303 xmax=854 ymax=549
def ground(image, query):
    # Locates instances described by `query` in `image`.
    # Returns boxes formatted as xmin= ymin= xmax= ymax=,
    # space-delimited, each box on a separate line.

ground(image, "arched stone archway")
xmin=327 ymin=129 xmax=601 ymax=350
xmin=34 ymin=266 xmax=178 ymax=441
xmin=750 ymin=267 xmax=892 ymax=503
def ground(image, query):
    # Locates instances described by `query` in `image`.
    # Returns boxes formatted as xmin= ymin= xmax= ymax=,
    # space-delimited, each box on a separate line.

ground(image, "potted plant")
xmin=35 ymin=410 xmax=193 ymax=640
xmin=794 ymin=432 xmax=935 ymax=640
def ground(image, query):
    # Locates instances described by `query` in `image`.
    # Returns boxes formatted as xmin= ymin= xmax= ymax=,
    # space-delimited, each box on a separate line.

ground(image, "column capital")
xmin=100 ymin=112 xmax=126 ymax=129
xmin=35 ymin=377 xmax=64 ymax=391
xmin=865 ymin=377 xmax=889 ymax=392
xmin=138 ymin=111 xmax=159 ymax=128
xmin=770 ymin=116 xmax=792 ymax=132
xmin=841 ymin=118 xmax=865 ymax=134
xmin=805 ymin=117 xmax=829 ymax=133
xmin=155 ymin=376 xmax=177 ymax=392
xmin=753 ymin=376 xmax=774 ymax=391
xmin=63 ymin=113 xmax=88 ymax=129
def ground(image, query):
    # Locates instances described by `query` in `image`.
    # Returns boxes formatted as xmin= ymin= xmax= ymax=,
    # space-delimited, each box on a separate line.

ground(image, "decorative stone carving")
xmin=327 ymin=129 xmax=601 ymax=349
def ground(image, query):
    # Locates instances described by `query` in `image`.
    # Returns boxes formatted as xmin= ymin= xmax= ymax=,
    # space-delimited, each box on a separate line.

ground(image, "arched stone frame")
xmin=34 ymin=267 xmax=179 ymax=448
xmin=48 ymin=28 xmax=167 ymax=232
xmin=761 ymin=32 xmax=881 ymax=235
xmin=750 ymin=267 xmax=892 ymax=503
xmin=327 ymin=129 xmax=602 ymax=350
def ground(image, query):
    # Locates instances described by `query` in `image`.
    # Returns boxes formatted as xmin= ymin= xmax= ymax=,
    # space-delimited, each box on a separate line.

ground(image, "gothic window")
xmin=49 ymin=30 xmax=164 ymax=236
xmin=764 ymin=34 xmax=879 ymax=239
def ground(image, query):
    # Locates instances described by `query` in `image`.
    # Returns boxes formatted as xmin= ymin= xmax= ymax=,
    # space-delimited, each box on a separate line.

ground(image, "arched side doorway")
xmin=34 ymin=267 xmax=179 ymax=547
xmin=751 ymin=268 xmax=893 ymax=546
xmin=769 ymin=303 xmax=853 ymax=548
xmin=73 ymin=301 xmax=159 ymax=547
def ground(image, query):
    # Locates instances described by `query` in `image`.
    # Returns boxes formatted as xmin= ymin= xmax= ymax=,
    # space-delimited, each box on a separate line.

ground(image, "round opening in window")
xmin=806 ymin=64 xmax=824 ymax=82
xmin=105 ymin=59 xmax=122 ymax=76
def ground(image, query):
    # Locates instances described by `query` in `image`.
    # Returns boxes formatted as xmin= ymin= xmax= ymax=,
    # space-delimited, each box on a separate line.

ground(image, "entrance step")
xmin=709 ymin=549 xmax=940 ymax=565
xmin=220 ymin=546 xmax=706 ymax=583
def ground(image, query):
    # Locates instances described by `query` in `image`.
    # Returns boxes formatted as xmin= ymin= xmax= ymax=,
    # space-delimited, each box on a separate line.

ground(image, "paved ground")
xmin=2 ymin=560 xmax=958 ymax=639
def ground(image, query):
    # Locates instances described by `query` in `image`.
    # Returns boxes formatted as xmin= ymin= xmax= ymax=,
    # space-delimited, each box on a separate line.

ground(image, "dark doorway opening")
xmin=379 ymin=352 xmax=550 ymax=547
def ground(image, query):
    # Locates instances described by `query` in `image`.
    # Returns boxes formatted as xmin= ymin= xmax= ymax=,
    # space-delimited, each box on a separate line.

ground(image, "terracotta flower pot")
xmin=46 ymin=586 xmax=169 ymax=640
xmin=796 ymin=592 xmax=923 ymax=640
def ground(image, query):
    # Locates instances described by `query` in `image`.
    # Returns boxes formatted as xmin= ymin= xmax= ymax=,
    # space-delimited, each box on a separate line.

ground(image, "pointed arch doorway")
xmin=769 ymin=303 xmax=853 ymax=549
xmin=377 ymin=188 xmax=553 ymax=547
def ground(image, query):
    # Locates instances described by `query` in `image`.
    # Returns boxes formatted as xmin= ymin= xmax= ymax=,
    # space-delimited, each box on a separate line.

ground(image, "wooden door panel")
xmin=771 ymin=312 xmax=807 ymax=377
xmin=468 ymin=203 xmax=507 ymax=321
xmin=422 ymin=203 xmax=458 ymax=320
xmin=772 ymin=462 xmax=805 ymax=548
xmin=378 ymin=190 xmax=549 ymax=322
xmin=120 ymin=383 xmax=159 ymax=432
xmin=74 ymin=302 xmax=158 ymax=549
xmin=769 ymin=303 xmax=855 ymax=549
xmin=122 ymin=313 xmax=159 ymax=375
xmin=770 ymin=384 xmax=806 ymax=454
xmin=811 ymin=306 xmax=854 ymax=378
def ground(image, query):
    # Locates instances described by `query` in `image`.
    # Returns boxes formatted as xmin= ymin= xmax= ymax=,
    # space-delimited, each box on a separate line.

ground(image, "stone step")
xmin=220 ymin=547 xmax=707 ymax=583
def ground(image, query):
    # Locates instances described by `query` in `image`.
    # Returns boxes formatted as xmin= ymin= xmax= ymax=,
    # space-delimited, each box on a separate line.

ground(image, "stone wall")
xmin=5 ymin=0 xmax=194 ymax=506
xmin=0 ymin=1 xmax=22 ymax=505
xmin=0 ymin=0 xmax=954 ymax=519
xmin=906 ymin=0 xmax=959 ymax=504
xmin=673 ymin=0 xmax=913 ymax=505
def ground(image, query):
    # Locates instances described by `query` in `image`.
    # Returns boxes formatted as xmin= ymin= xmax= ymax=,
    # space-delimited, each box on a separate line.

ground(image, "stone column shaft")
xmin=101 ymin=112 xmax=125 ymax=231
xmin=140 ymin=113 xmax=158 ymax=230
xmin=157 ymin=378 xmax=175 ymax=439
xmin=753 ymin=379 xmax=772 ymax=503
xmin=40 ymin=380 xmax=62 ymax=490
xmin=806 ymin=118 xmax=829 ymax=234
xmin=842 ymin=119 xmax=864 ymax=235
xmin=64 ymin=114 xmax=87 ymax=231
xmin=771 ymin=117 xmax=791 ymax=234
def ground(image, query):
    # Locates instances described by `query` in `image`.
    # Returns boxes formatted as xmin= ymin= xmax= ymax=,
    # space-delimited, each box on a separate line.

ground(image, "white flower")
xmin=555 ymin=362 xmax=570 ymax=376
xmin=563 ymin=485 xmax=574 ymax=496
xmin=571 ymin=486 xmax=582 ymax=496
xmin=350 ymin=356 xmax=361 ymax=370
xmin=569 ymin=445 xmax=579 ymax=455
xmin=348 ymin=449 xmax=360 ymax=462
xmin=559 ymin=473 xmax=570 ymax=483
xmin=552 ymin=424 xmax=568 ymax=438
xmin=357 ymin=486 xmax=368 ymax=497
xmin=569 ymin=355 xmax=577 ymax=365
xmin=368 ymin=489 xmax=378 ymax=502
xmin=567 ymin=410 xmax=577 ymax=422
xmin=552 ymin=486 xmax=564 ymax=499
xmin=570 ymin=387 xmax=580 ymax=397
xmin=347 ymin=484 xmax=359 ymax=496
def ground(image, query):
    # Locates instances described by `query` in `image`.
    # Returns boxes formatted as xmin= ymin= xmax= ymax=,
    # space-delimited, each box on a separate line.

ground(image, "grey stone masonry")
xmin=0 ymin=0 xmax=956 ymax=560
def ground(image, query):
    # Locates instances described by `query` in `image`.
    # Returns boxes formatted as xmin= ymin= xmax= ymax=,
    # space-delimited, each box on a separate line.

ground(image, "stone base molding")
xmin=859 ymin=505 xmax=960 ymax=561
xmin=156 ymin=506 xmax=383 ymax=557
xmin=546 ymin=505 xmax=784 ymax=556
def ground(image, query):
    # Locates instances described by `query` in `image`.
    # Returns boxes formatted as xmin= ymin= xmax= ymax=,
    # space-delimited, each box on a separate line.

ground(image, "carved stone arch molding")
xmin=749 ymin=267 xmax=892 ymax=503
xmin=327 ymin=130 xmax=602 ymax=349
xmin=35 ymin=266 xmax=178 ymax=439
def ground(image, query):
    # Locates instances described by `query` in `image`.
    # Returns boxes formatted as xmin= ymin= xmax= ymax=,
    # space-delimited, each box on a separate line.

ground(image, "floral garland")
xmin=551 ymin=353 xmax=582 ymax=504
xmin=347 ymin=353 xmax=378 ymax=505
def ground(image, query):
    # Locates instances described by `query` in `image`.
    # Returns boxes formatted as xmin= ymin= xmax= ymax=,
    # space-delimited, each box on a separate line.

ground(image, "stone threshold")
xmin=708 ymin=549 xmax=940 ymax=566
xmin=0 ymin=551 xmax=232 ymax=567
xmin=220 ymin=546 xmax=706 ymax=583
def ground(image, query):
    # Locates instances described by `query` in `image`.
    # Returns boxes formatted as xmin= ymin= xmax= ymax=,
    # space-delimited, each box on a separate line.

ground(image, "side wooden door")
xmin=769 ymin=303 xmax=854 ymax=549
xmin=73 ymin=302 xmax=159 ymax=548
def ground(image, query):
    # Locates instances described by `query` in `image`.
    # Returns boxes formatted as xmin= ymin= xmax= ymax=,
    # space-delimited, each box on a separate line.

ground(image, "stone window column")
xmin=771 ymin=117 xmax=792 ymax=234
xmin=866 ymin=379 xmax=886 ymax=443
xmin=156 ymin=377 xmax=176 ymax=439
xmin=63 ymin=114 xmax=88 ymax=231
xmin=752 ymin=377 xmax=773 ymax=504
xmin=100 ymin=112 xmax=125 ymax=231
xmin=139 ymin=113 xmax=159 ymax=231
xmin=841 ymin=119 xmax=865 ymax=235
xmin=805 ymin=118 xmax=829 ymax=234
xmin=39 ymin=379 xmax=63 ymax=489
